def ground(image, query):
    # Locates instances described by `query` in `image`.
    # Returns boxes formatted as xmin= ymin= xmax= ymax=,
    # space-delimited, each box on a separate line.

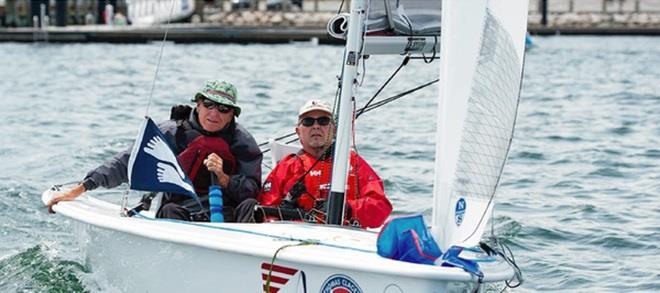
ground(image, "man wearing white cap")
xmin=258 ymin=99 xmax=392 ymax=228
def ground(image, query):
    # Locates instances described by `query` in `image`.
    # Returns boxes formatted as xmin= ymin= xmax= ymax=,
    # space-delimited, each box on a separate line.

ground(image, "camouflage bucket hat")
xmin=193 ymin=80 xmax=241 ymax=117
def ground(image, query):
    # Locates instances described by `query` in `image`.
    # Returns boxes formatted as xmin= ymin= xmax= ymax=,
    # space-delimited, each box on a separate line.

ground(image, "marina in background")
xmin=1 ymin=0 xmax=660 ymax=43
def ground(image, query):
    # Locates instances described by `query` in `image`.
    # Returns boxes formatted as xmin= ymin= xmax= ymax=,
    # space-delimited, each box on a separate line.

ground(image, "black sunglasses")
xmin=300 ymin=116 xmax=332 ymax=127
xmin=201 ymin=99 xmax=233 ymax=114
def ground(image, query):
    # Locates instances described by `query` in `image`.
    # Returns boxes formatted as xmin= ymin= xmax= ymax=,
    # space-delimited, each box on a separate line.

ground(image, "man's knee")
xmin=235 ymin=198 xmax=259 ymax=223
xmin=157 ymin=202 xmax=190 ymax=221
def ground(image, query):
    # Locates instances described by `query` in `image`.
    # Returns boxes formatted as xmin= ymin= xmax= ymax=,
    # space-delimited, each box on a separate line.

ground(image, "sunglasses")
xmin=300 ymin=116 xmax=332 ymax=127
xmin=201 ymin=99 xmax=233 ymax=114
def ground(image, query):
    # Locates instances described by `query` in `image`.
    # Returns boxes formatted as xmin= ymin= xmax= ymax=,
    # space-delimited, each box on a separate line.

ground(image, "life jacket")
xmin=175 ymin=122 xmax=237 ymax=194
xmin=294 ymin=152 xmax=359 ymax=212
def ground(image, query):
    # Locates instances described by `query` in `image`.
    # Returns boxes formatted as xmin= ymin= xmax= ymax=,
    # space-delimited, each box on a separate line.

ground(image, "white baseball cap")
xmin=298 ymin=99 xmax=333 ymax=117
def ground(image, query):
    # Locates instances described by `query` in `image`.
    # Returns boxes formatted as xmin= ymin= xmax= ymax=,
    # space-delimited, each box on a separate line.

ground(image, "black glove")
xmin=280 ymin=181 xmax=306 ymax=209
xmin=315 ymin=199 xmax=352 ymax=219
xmin=279 ymin=196 xmax=299 ymax=209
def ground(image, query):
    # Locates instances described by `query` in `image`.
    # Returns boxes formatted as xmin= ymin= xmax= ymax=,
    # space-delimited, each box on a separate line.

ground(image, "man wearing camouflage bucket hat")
xmin=193 ymin=80 xmax=242 ymax=117
xmin=47 ymin=80 xmax=262 ymax=223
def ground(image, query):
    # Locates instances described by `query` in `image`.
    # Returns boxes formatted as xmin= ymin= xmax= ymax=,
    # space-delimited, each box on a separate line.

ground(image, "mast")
xmin=327 ymin=0 xmax=367 ymax=225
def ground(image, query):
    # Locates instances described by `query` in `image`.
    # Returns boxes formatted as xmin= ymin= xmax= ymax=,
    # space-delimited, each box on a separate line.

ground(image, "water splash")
xmin=0 ymin=245 xmax=87 ymax=292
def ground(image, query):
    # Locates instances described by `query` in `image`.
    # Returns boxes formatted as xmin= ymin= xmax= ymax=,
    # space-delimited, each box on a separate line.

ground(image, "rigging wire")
xmin=121 ymin=0 xmax=178 ymax=215
xmin=497 ymin=46 xmax=529 ymax=291
xmin=264 ymin=53 xmax=418 ymax=152
xmin=356 ymin=55 xmax=410 ymax=118
xmin=259 ymin=78 xmax=439 ymax=154
xmin=144 ymin=0 xmax=178 ymax=117
xmin=336 ymin=0 xmax=347 ymax=14
xmin=358 ymin=78 xmax=438 ymax=116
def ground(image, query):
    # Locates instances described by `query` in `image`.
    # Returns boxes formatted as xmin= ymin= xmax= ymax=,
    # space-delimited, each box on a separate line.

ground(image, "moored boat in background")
xmin=128 ymin=0 xmax=195 ymax=26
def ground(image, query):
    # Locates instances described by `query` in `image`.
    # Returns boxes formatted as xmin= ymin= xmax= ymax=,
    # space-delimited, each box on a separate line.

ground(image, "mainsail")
xmin=432 ymin=0 xmax=529 ymax=250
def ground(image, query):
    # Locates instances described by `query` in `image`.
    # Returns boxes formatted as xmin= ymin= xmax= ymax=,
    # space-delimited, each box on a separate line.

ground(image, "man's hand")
xmin=46 ymin=183 xmax=85 ymax=214
xmin=315 ymin=199 xmax=352 ymax=219
xmin=204 ymin=153 xmax=230 ymax=189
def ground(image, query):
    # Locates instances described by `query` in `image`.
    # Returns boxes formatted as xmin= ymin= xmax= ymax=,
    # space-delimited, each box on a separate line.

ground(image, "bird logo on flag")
xmin=143 ymin=136 xmax=195 ymax=195
xmin=128 ymin=117 xmax=197 ymax=199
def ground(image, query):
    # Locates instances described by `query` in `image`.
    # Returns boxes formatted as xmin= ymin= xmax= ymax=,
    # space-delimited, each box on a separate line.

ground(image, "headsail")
xmin=432 ymin=0 xmax=529 ymax=250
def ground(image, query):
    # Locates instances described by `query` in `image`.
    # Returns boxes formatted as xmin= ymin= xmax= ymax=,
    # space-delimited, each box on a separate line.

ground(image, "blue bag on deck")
xmin=377 ymin=214 xmax=442 ymax=265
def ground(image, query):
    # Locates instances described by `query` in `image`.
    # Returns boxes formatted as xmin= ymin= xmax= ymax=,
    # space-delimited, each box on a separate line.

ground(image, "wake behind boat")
xmin=43 ymin=0 xmax=528 ymax=291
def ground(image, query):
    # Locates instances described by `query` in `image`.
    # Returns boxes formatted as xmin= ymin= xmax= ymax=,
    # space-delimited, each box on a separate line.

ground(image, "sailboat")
xmin=128 ymin=0 xmax=196 ymax=26
xmin=42 ymin=0 xmax=528 ymax=291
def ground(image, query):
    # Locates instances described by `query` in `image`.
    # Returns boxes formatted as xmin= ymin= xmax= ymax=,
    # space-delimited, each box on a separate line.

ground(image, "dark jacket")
xmin=81 ymin=109 xmax=262 ymax=208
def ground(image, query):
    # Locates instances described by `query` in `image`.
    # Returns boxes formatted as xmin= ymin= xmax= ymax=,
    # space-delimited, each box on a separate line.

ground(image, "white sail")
xmin=432 ymin=0 xmax=529 ymax=251
xmin=41 ymin=0 xmax=528 ymax=290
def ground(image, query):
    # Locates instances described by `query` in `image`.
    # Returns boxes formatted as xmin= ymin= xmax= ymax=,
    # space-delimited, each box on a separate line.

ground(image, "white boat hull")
xmin=43 ymin=187 xmax=513 ymax=292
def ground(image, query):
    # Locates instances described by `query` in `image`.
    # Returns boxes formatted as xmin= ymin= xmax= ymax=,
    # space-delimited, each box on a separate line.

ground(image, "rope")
xmin=421 ymin=36 xmax=439 ymax=64
xmin=490 ymin=237 xmax=524 ymax=291
xmin=264 ymin=240 xmax=319 ymax=293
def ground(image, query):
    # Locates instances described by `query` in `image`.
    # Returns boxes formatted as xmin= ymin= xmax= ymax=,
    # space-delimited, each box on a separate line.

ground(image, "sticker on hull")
xmin=320 ymin=274 xmax=362 ymax=293
xmin=261 ymin=262 xmax=304 ymax=293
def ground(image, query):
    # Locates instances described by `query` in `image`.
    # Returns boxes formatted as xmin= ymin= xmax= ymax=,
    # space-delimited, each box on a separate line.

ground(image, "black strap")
xmin=300 ymin=270 xmax=308 ymax=293
xmin=126 ymin=192 xmax=157 ymax=217
xmin=174 ymin=120 xmax=189 ymax=154
xmin=479 ymin=241 xmax=496 ymax=256
xmin=253 ymin=205 xmax=307 ymax=222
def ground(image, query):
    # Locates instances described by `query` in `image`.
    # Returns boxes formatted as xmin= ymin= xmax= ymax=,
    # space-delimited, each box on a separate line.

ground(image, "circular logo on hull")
xmin=455 ymin=197 xmax=466 ymax=226
xmin=320 ymin=274 xmax=363 ymax=293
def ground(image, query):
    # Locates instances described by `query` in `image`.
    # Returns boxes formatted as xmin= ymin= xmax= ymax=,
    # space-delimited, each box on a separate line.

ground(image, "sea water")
xmin=0 ymin=36 xmax=659 ymax=292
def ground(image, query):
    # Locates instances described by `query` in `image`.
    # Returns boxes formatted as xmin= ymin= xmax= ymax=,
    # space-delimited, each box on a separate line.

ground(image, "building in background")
xmin=0 ymin=0 xmax=129 ymax=27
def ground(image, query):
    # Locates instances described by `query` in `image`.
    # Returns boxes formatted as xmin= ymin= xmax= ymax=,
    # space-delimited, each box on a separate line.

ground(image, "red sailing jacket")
xmin=258 ymin=151 xmax=392 ymax=228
